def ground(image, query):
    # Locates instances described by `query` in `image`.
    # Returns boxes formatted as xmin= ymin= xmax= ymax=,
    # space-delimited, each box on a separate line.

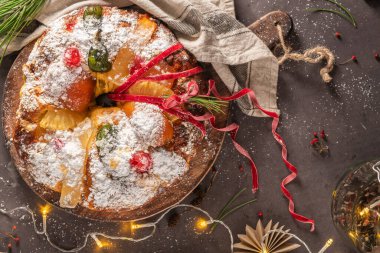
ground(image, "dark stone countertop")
xmin=0 ymin=0 xmax=379 ymax=252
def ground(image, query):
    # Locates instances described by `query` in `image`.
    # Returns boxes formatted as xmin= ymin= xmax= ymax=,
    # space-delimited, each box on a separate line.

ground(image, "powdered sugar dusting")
xmin=23 ymin=119 xmax=91 ymax=189
xmin=87 ymin=105 xmax=188 ymax=209
xmin=129 ymin=103 xmax=165 ymax=147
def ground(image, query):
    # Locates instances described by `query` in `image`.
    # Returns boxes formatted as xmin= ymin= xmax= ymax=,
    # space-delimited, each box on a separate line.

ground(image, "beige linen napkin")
xmin=6 ymin=0 xmax=279 ymax=117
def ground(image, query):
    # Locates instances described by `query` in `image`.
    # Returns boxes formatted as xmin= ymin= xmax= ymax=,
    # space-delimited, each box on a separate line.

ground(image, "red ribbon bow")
xmin=163 ymin=80 xmax=199 ymax=109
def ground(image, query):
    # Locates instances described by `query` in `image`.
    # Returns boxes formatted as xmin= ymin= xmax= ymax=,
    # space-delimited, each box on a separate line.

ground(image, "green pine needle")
xmin=307 ymin=0 xmax=357 ymax=28
xmin=0 ymin=0 xmax=47 ymax=64
xmin=210 ymin=188 xmax=256 ymax=232
xmin=217 ymin=188 xmax=247 ymax=219
xmin=324 ymin=0 xmax=357 ymax=27
xmin=217 ymin=199 xmax=256 ymax=221
xmin=188 ymin=96 xmax=228 ymax=114
xmin=307 ymin=8 xmax=356 ymax=27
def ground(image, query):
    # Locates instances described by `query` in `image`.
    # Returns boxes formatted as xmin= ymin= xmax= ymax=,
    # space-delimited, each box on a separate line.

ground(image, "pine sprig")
xmin=188 ymin=95 xmax=228 ymax=114
xmin=0 ymin=0 xmax=47 ymax=63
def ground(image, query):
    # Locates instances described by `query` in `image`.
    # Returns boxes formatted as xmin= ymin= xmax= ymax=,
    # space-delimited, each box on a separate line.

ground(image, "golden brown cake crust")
xmin=3 ymin=7 xmax=228 ymax=221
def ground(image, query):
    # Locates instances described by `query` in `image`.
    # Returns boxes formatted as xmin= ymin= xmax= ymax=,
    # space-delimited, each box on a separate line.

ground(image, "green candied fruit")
xmin=96 ymin=124 xmax=118 ymax=157
xmin=83 ymin=6 xmax=103 ymax=20
xmin=88 ymin=46 xmax=112 ymax=72
xmin=96 ymin=124 xmax=115 ymax=141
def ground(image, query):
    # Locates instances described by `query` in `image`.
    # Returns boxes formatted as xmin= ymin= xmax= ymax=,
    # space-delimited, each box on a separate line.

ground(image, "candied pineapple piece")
xmin=79 ymin=128 xmax=93 ymax=149
xmin=128 ymin=81 xmax=174 ymax=97
xmin=59 ymin=165 xmax=83 ymax=208
xmin=90 ymin=107 xmax=122 ymax=126
xmin=39 ymin=109 xmax=86 ymax=130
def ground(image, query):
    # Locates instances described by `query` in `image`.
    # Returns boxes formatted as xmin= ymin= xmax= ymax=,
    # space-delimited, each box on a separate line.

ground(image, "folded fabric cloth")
xmin=6 ymin=0 xmax=279 ymax=117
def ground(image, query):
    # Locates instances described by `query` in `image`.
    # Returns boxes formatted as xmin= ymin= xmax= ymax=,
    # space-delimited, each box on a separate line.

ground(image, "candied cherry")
xmin=129 ymin=151 xmax=153 ymax=174
xmin=53 ymin=138 xmax=65 ymax=151
xmin=64 ymin=47 xmax=81 ymax=68
xmin=66 ymin=22 xmax=75 ymax=32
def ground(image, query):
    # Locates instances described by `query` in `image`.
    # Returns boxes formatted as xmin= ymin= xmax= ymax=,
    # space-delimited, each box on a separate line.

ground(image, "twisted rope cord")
xmin=276 ymin=25 xmax=335 ymax=83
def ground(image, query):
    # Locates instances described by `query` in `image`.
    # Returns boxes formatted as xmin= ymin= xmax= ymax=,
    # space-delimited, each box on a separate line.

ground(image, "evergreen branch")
xmin=0 ymin=0 xmax=47 ymax=64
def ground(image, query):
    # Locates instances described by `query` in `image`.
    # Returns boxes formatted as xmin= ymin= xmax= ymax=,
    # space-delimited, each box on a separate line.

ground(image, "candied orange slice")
xmin=39 ymin=109 xmax=86 ymax=130
xmin=63 ymin=77 xmax=95 ymax=112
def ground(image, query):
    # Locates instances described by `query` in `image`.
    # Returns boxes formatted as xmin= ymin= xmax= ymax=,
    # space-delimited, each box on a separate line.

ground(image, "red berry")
xmin=14 ymin=237 xmax=20 ymax=243
xmin=310 ymin=138 xmax=319 ymax=145
xmin=335 ymin=32 xmax=341 ymax=39
xmin=320 ymin=130 xmax=326 ymax=139
xmin=129 ymin=151 xmax=153 ymax=173
xmin=64 ymin=47 xmax=81 ymax=68
xmin=351 ymin=55 xmax=357 ymax=62
xmin=313 ymin=132 xmax=318 ymax=137
xmin=258 ymin=211 xmax=263 ymax=218
xmin=11 ymin=225 xmax=16 ymax=230
xmin=7 ymin=243 xmax=11 ymax=248
xmin=375 ymin=53 xmax=380 ymax=60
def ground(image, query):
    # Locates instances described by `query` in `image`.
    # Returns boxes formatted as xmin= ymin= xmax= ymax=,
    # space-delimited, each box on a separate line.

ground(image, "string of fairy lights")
xmin=0 ymin=203 xmax=335 ymax=253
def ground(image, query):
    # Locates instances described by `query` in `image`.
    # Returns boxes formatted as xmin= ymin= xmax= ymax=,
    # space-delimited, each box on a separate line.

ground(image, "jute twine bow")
xmin=276 ymin=25 xmax=335 ymax=83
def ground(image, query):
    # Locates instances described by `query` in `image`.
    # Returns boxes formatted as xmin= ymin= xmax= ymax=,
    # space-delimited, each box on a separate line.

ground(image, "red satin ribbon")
xmin=141 ymin=66 xmax=204 ymax=82
xmin=114 ymin=43 xmax=184 ymax=93
xmin=108 ymin=42 xmax=315 ymax=231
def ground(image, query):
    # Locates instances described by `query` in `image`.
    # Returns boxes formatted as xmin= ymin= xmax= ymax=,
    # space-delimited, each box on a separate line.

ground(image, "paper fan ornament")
xmin=234 ymin=220 xmax=301 ymax=253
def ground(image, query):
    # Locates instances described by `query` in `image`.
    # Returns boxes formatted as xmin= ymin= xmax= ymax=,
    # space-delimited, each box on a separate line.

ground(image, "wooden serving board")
xmin=2 ymin=11 xmax=292 ymax=221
